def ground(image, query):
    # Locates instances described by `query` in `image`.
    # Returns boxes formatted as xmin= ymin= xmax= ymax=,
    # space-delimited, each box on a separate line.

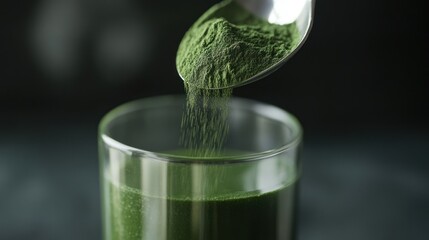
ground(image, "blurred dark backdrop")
xmin=1 ymin=0 xmax=428 ymax=239
xmin=1 ymin=0 xmax=427 ymax=129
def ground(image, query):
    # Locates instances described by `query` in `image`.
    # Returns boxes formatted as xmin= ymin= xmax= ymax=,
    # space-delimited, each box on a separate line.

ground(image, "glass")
xmin=98 ymin=95 xmax=302 ymax=240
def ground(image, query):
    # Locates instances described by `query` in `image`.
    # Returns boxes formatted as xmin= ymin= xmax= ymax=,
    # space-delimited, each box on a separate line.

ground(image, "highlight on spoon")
xmin=236 ymin=0 xmax=308 ymax=25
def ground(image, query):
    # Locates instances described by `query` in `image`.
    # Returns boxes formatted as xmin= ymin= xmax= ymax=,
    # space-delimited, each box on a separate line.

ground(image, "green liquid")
xmin=105 ymin=151 xmax=297 ymax=240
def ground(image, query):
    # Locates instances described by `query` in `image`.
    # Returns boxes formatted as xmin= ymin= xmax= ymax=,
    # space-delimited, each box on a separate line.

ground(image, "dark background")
xmin=1 ymin=0 xmax=428 ymax=239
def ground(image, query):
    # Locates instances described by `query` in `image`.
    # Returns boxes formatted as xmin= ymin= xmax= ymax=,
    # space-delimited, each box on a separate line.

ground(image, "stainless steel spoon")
xmin=181 ymin=0 xmax=315 ymax=89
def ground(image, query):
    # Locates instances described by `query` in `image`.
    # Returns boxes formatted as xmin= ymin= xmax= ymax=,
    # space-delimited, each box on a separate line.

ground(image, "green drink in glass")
xmin=99 ymin=95 xmax=302 ymax=240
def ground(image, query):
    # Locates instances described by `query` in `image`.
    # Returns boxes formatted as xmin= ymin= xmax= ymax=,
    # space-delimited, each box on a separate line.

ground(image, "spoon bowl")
xmin=178 ymin=0 xmax=315 ymax=89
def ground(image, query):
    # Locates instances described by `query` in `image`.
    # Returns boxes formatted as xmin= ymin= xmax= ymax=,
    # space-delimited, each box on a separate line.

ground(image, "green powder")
xmin=180 ymin=87 xmax=231 ymax=157
xmin=177 ymin=0 xmax=300 ymax=89
xmin=177 ymin=0 xmax=300 ymax=156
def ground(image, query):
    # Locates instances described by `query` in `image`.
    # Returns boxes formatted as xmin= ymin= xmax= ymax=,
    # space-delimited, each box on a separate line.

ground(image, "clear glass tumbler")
xmin=98 ymin=95 xmax=302 ymax=240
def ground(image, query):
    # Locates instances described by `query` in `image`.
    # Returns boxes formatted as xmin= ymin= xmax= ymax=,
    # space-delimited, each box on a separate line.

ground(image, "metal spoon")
xmin=181 ymin=0 xmax=315 ymax=89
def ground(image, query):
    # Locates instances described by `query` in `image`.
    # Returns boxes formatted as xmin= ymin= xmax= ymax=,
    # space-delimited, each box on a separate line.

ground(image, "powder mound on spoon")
xmin=176 ymin=0 xmax=300 ymax=89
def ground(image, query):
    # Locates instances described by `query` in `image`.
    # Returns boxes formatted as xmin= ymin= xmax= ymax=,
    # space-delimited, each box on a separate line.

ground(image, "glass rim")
xmin=99 ymin=95 xmax=302 ymax=164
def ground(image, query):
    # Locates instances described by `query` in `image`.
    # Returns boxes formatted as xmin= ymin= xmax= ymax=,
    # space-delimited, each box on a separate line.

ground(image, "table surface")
xmin=0 ymin=119 xmax=428 ymax=240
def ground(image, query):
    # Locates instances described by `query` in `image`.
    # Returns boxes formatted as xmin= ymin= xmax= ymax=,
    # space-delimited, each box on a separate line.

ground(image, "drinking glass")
xmin=99 ymin=95 xmax=302 ymax=240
